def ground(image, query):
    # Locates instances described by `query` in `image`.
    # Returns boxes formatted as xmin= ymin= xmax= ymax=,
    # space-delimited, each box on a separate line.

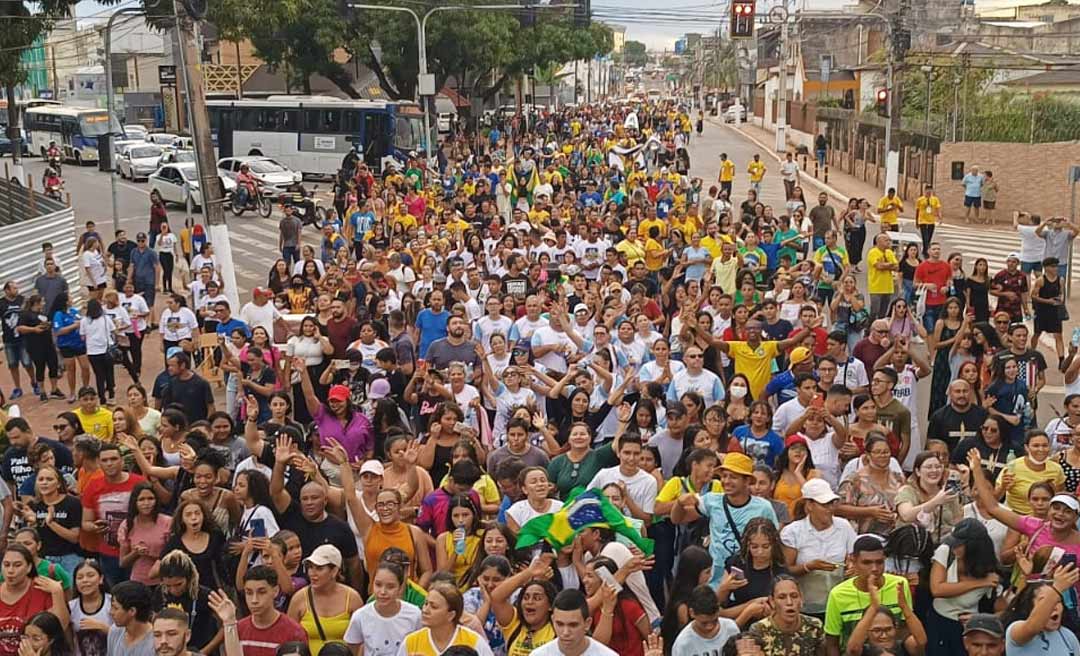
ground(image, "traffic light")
xmin=875 ymin=88 xmax=888 ymax=117
xmin=731 ymin=0 xmax=755 ymax=38
xmin=574 ymin=0 xmax=591 ymax=27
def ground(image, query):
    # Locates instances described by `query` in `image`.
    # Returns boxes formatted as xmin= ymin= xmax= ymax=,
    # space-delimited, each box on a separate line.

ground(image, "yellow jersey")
xmin=876 ymin=195 xmax=903 ymax=226
xmin=719 ymin=159 xmax=736 ymax=182
xmin=748 ymin=160 xmax=766 ymax=182
xmin=915 ymin=195 xmax=941 ymax=226
xmin=401 ymin=626 xmax=492 ymax=656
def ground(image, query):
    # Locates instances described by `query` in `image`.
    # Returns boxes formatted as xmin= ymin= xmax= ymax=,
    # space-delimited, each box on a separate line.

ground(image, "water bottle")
xmin=454 ymin=523 xmax=466 ymax=556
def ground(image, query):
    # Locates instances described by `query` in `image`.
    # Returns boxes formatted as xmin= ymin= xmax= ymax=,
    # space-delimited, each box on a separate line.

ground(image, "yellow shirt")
xmin=439 ymin=473 xmax=501 ymax=507
xmin=1006 ymin=457 xmax=1065 ymax=515
xmin=701 ymin=235 xmax=732 ymax=259
xmin=748 ymin=160 xmax=766 ymax=182
xmin=877 ymin=195 xmax=903 ymax=226
xmin=616 ymin=239 xmax=647 ymax=266
xmin=401 ymin=626 xmax=490 ymax=656
xmin=657 ymin=477 xmax=724 ymax=504
xmin=639 ymin=218 xmax=667 ymax=239
xmin=865 ymin=247 xmax=898 ymax=295
xmin=727 ymin=341 xmax=781 ymax=400
xmin=74 ymin=407 xmax=114 ymax=441
xmin=627 ymin=170 xmax=647 ymax=190
xmin=719 ymin=160 xmax=736 ymax=182
xmin=500 ymin=612 xmax=556 ymax=656
xmin=644 ymin=238 xmax=666 ymax=272
xmin=710 ymin=256 xmax=739 ymax=294
xmin=393 ymin=212 xmax=418 ymax=230
xmin=916 ymin=195 xmax=941 ymax=226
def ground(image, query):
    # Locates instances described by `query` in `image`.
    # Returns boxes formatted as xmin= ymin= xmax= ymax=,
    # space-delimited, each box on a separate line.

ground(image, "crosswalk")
xmin=220 ymin=214 xmax=324 ymax=290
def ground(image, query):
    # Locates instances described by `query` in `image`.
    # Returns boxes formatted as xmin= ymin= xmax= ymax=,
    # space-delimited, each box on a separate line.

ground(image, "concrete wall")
xmin=935 ymin=141 xmax=1080 ymax=223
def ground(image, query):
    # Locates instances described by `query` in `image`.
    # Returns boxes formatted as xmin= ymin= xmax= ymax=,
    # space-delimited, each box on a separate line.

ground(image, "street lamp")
xmin=105 ymin=7 xmax=148 ymax=233
xmin=347 ymin=3 xmax=578 ymax=160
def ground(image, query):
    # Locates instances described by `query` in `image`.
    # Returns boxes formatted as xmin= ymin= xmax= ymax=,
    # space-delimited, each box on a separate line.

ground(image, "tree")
xmin=623 ymin=40 xmax=648 ymax=67
xmin=210 ymin=0 xmax=612 ymax=101
xmin=0 ymin=0 xmax=78 ymax=171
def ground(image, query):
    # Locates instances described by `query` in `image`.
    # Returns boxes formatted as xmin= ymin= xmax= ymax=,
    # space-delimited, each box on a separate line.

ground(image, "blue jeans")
xmin=99 ymin=555 xmax=124 ymax=586
xmin=816 ymin=149 xmax=826 ymax=168
xmin=282 ymin=246 xmax=299 ymax=269
xmin=902 ymin=279 xmax=915 ymax=305
xmin=923 ymin=303 xmax=942 ymax=334
xmin=45 ymin=553 xmax=83 ymax=577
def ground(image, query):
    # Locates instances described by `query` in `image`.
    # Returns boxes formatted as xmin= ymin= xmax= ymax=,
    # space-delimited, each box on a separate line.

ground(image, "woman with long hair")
xmin=21 ymin=611 xmax=69 ymax=656
xmin=231 ymin=469 xmax=279 ymax=544
xmin=51 ymin=412 xmax=82 ymax=449
xmin=286 ymin=544 xmax=363 ymax=655
xmin=267 ymin=259 xmax=291 ymax=296
xmin=284 ymin=316 xmax=332 ymax=425
xmin=773 ymin=435 xmax=820 ymax=517
xmin=885 ymin=297 xmax=927 ymax=341
xmin=0 ymin=544 xmax=67 ymax=641
xmin=718 ymin=518 xmax=788 ymax=619
xmin=489 ymin=557 xmax=556 ymax=656
xmin=24 ymin=465 xmax=81 ymax=575
xmin=462 ymin=555 xmax=511 ymax=656
xmin=117 ymin=482 xmax=170 ymax=586
xmin=435 ymin=495 xmax=484 ymax=591
xmin=178 ymin=450 xmax=241 ymax=534
xmin=79 ymin=298 xmax=116 ymax=402
xmin=51 ymin=292 xmax=91 ymax=403
xmin=583 ymin=557 xmax=650 ymax=656
xmin=1000 ymin=569 xmax=1080 ymax=653
xmin=16 ymin=294 xmax=62 ymax=402
xmin=156 ymin=221 xmax=178 ymax=293
xmin=967 ymin=257 xmax=992 ymax=323
xmin=928 ymin=297 xmax=964 ymax=417
xmin=150 ymin=498 xmax=227 ymax=590
xmin=894 ymin=451 xmax=962 ymax=544
xmin=926 ymin=517 xmax=1000 ymax=653
xmin=659 ymin=545 xmax=713 ymax=652
xmin=68 ymin=560 xmax=112 ymax=656
xmin=380 ymin=433 xmax=432 ymax=520
xmin=342 ymin=561 xmax=421 ymax=655
xmin=899 ymin=243 xmax=921 ymax=305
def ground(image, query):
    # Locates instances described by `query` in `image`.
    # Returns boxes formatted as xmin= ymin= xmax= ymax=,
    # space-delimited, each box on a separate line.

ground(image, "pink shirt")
xmin=1018 ymin=515 xmax=1080 ymax=590
xmin=116 ymin=513 xmax=173 ymax=584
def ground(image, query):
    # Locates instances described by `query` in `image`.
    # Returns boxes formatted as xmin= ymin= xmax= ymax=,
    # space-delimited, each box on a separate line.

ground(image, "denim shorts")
xmin=3 ymin=342 xmax=29 ymax=368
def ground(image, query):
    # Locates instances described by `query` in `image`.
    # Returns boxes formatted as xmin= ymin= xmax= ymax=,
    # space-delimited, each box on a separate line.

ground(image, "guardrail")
xmin=0 ymin=175 xmax=80 ymax=302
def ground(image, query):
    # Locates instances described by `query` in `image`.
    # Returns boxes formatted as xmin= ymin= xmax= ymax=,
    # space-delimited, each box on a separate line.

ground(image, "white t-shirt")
xmin=532 ymin=638 xmax=617 ymax=656
xmin=772 ymin=397 xmax=808 ymax=434
xmin=587 ymin=466 xmax=657 ymax=514
xmin=160 ymin=307 xmax=198 ymax=342
xmin=507 ymin=499 xmax=564 ymax=529
xmin=779 ymin=516 xmax=857 ymax=613
xmin=638 ymin=359 xmax=685 ymax=385
xmin=79 ymin=315 xmax=113 ymax=356
xmin=931 ymin=543 xmax=994 ymax=620
xmin=667 ymin=368 xmax=725 ymax=406
xmin=890 ymin=363 xmax=923 ymax=469
xmin=344 ymin=601 xmax=422 ymax=656
xmin=805 ymin=432 xmax=842 ymax=489
xmin=156 ymin=232 xmax=178 ymax=256
xmin=510 ymin=316 xmax=549 ymax=342
xmin=81 ymin=251 xmax=108 ymax=286
xmin=531 ymin=326 xmax=575 ymax=372
xmin=238 ymin=504 xmax=279 ymax=539
xmin=836 ymin=357 xmax=869 ymax=390
xmin=118 ymin=293 xmax=150 ymax=333
xmin=70 ymin=593 xmax=114 ymax=656
xmin=473 ymin=315 xmax=513 ymax=348
xmin=671 ymin=618 xmax=741 ymax=656
xmin=239 ymin=301 xmax=281 ymax=336
xmin=780 ymin=160 xmax=799 ymax=182
xmin=388 ymin=266 xmax=417 ymax=295
xmin=1018 ymin=224 xmax=1045 ymax=263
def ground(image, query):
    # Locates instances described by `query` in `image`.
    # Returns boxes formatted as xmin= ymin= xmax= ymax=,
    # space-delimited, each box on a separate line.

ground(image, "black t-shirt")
xmin=154 ymin=586 xmax=218 ymax=651
xmin=763 ymin=318 xmax=794 ymax=342
xmin=30 ymin=495 xmax=82 ymax=557
xmin=284 ymin=510 xmax=359 ymax=561
xmin=1 ymin=438 xmax=74 ymax=494
xmin=17 ymin=309 xmax=52 ymax=352
xmin=162 ymin=531 xmax=227 ymax=591
xmin=927 ymin=405 xmax=990 ymax=453
xmin=107 ymin=241 xmax=135 ymax=268
xmin=724 ymin=556 xmax=788 ymax=607
xmin=501 ymin=274 xmax=530 ymax=298
xmin=162 ymin=373 xmax=214 ymax=422
xmin=0 ymin=294 xmax=24 ymax=344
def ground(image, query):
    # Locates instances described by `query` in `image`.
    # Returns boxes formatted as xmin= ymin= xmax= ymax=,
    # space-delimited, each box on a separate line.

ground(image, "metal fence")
xmin=0 ymin=178 xmax=80 ymax=302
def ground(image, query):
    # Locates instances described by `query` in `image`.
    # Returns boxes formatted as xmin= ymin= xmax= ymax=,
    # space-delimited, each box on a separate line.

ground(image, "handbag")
xmin=1058 ymin=301 xmax=1070 ymax=322
xmin=104 ymin=321 xmax=123 ymax=364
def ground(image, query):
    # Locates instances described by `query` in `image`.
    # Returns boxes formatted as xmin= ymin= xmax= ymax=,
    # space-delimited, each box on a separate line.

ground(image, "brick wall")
xmin=935 ymin=142 xmax=1080 ymax=224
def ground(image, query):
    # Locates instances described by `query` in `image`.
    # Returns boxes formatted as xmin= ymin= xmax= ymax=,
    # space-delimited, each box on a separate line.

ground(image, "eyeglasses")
xmin=685 ymin=353 xmax=704 ymax=359
xmin=375 ymin=501 xmax=399 ymax=509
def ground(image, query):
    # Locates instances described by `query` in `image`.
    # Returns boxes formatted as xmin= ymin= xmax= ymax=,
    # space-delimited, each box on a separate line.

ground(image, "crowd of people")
xmin=0 ymin=97 xmax=1077 ymax=656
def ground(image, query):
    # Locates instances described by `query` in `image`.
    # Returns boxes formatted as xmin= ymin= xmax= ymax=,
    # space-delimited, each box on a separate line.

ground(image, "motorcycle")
xmin=230 ymin=184 xmax=273 ymax=218
xmin=44 ymin=181 xmax=64 ymax=201
xmin=47 ymin=152 xmax=62 ymax=177
xmin=279 ymin=185 xmax=327 ymax=227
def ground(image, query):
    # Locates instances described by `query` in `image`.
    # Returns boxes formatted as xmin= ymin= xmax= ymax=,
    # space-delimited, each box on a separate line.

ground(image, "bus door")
xmin=218 ymin=108 xmax=234 ymax=158
xmin=362 ymin=111 xmax=389 ymax=171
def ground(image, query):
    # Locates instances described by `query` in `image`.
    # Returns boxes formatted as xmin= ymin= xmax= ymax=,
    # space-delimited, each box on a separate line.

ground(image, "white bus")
xmin=24 ymin=105 xmax=121 ymax=164
xmin=206 ymin=95 xmax=425 ymax=175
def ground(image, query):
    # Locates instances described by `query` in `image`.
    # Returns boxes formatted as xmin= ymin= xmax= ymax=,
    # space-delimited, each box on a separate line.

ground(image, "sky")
xmin=602 ymin=0 xmax=1079 ymax=50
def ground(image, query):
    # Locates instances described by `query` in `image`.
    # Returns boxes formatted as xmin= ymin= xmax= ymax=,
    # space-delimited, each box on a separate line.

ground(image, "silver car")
xmin=118 ymin=144 xmax=164 ymax=181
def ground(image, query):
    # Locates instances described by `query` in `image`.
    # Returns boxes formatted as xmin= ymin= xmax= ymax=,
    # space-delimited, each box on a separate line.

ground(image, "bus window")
xmin=363 ymin=112 xmax=388 ymax=167
xmin=393 ymin=116 xmax=421 ymax=151
xmin=281 ymin=110 xmax=299 ymax=131
xmin=304 ymin=109 xmax=341 ymax=134
xmin=345 ymin=110 xmax=362 ymax=134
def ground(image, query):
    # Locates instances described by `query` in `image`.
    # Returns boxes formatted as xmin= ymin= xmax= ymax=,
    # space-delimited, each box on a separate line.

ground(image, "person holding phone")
xmin=893 ymin=451 xmax=963 ymax=543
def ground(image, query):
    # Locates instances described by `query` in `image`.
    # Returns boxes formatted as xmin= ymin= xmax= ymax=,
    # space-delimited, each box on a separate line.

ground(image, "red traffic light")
xmin=876 ymin=89 xmax=888 ymax=102
xmin=731 ymin=0 xmax=756 ymax=37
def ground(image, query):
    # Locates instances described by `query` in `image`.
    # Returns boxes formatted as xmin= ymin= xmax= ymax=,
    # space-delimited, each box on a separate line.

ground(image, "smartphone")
xmin=729 ymin=566 xmax=745 ymax=581
xmin=810 ymin=394 xmax=825 ymax=409
xmin=453 ymin=421 xmax=471 ymax=434
xmin=1061 ymin=553 xmax=1078 ymax=570
xmin=332 ymin=359 xmax=350 ymax=370
xmin=595 ymin=565 xmax=623 ymax=593
xmin=249 ymin=518 xmax=266 ymax=538
xmin=946 ymin=472 xmax=962 ymax=495
xmin=1046 ymin=547 xmax=1066 ymax=574
xmin=1071 ymin=327 xmax=1080 ymax=348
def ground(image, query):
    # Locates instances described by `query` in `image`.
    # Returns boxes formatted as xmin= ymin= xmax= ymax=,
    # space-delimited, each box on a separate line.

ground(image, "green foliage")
xmin=963 ymin=91 xmax=1080 ymax=142
xmin=623 ymin=40 xmax=648 ymax=67
xmin=210 ymin=0 xmax=613 ymax=100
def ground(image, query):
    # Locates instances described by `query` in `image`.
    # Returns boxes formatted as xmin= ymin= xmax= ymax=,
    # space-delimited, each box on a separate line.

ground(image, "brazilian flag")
xmin=508 ymin=160 xmax=540 ymax=209
xmin=515 ymin=488 xmax=654 ymax=555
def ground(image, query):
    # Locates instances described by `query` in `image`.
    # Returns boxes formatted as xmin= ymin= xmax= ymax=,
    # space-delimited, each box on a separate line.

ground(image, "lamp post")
xmin=105 ymin=7 xmax=147 ymax=233
xmin=348 ymin=3 xmax=579 ymax=160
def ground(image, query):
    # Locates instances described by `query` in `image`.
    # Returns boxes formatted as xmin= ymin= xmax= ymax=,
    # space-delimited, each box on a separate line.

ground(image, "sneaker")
xmin=9 ymin=388 xmax=22 ymax=400
xmin=38 ymin=392 xmax=47 ymax=402
xmin=31 ymin=383 xmax=41 ymax=396
xmin=49 ymin=389 xmax=64 ymax=399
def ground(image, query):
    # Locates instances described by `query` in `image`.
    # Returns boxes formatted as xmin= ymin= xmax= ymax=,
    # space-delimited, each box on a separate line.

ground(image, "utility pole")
xmin=106 ymin=7 xmax=145 ymax=234
xmin=773 ymin=5 xmax=790 ymax=152
xmin=173 ymin=0 xmax=239 ymax=309
xmin=883 ymin=0 xmax=909 ymax=193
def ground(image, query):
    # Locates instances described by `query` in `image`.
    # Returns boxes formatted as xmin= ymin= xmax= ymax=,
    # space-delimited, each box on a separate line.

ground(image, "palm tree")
xmin=532 ymin=62 xmax=573 ymax=109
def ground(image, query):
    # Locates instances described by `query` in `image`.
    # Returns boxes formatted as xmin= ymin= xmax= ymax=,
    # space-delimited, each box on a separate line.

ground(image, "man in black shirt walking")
xmin=160 ymin=352 xmax=214 ymax=423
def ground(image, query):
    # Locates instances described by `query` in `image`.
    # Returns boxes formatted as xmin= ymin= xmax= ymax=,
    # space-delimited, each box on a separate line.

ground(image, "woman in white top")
xmin=80 ymin=238 xmax=108 ymax=300
xmin=156 ymin=221 xmax=179 ymax=293
xmin=191 ymin=242 xmax=220 ymax=283
xmin=126 ymin=384 xmax=161 ymax=438
xmin=927 ymin=517 xmax=1000 ymax=652
xmin=68 ymin=560 xmax=113 ymax=656
xmin=505 ymin=467 xmax=563 ymax=534
xmin=79 ymin=299 xmax=118 ymax=402
xmin=283 ymin=316 xmax=332 ymax=424
xmin=102 ymin=290 xmax=138 ymax=385
xmin=119 ymin=280 xmax=150 ymax=381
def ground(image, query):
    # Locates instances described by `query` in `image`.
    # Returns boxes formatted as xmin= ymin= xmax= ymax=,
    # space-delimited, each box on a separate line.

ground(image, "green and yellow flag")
xmin=515 ymin=488 xmax=654 ymax=555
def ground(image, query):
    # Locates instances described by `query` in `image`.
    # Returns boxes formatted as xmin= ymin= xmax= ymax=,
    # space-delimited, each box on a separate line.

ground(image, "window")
xmin=304 ymin=109 xmax=342 ymax=133
xmin=280 ymin=110 xmax=299 ymax=131
xmin=345 ymin=110 xmax=363 ymax=134
xmin=237 ymin=110 xmax=260 ymax=131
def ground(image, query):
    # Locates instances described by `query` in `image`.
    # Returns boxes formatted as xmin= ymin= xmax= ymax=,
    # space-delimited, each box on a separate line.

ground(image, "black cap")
xmin=943 ymin=517 xmax=990 ymax=547
xmin=962 ymin=613 xmax=1004 ymax=638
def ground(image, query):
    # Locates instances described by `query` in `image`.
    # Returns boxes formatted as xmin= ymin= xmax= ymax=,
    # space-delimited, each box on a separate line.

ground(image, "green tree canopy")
xmin=623 ymin=40 xmax=647 ymax=67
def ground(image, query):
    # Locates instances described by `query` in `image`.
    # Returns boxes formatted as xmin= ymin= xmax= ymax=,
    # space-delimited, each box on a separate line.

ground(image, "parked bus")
xmin=206 ymin=95 xmax=426 ymax=176
xmin=24 ymin=105 xmax=121 ymax=164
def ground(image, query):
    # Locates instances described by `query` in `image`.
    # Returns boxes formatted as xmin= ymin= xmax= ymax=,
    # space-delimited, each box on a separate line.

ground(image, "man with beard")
xmin=425 ymin=314 xmax=482 ymax=380
xmin=326 ymin=298 xmax=358 ymax=359
xmin=151 ymin=608 xmax=196 ymax=656
xmin=927 ymin=379 xmax=989 ymax=454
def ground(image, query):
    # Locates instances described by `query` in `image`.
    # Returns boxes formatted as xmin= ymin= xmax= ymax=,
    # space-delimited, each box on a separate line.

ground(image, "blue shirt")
xmin=129 ymin=247 xmax=158 ymax=284
xmin=349 ymin=211 xmax=375 ymax=242
xmin=414 ymin=309 xmax=449 ymax=358
xmin=51 ymin=308 xmax=84 ymax=349
xmin=682 ymin=246 xmax=710 ymax=281
xmin=579 ymin=192 xmax=603 ymax=208
xmin=698 ymin=493 xmax=778 ymax=585
xmin=215 ymin=317 xmax=251 ymax=339
xmin=962 ymin=173 xmax=984 ymax=197
xmin=1004 ymin=622 xmax=1080 ymax=655
xmin=732 ymin=424 xmax=785 ymax=467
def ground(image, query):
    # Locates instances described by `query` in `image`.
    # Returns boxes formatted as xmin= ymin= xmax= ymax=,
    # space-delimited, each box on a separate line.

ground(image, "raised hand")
xmin=208 ymin=588 xmax=237 ymax=624
xmin=274 ymin=435 xmax=293 ymax=463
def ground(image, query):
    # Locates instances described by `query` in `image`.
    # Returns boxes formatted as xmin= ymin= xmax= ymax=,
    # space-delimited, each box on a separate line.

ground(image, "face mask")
xmin=729 ymin=385 xmax=748 ymax=399
xmin=1029 ymin=455 xmax=1048 ymax=465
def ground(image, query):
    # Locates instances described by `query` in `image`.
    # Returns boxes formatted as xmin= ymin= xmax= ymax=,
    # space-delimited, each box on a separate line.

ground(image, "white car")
xmin=723 ymin=104 xmax=748 ymax=123
xmin=436 ymin=112 xmax=454 ymax=134
xmin=117 ymin=143 xmax=164 ymax=181
xmin=159 ymin=149 xmax=195 ymax=165
xmin=122 ymin=124 xmax=149 ymax=141
xmin=147 ymin=132 xmax=180 ymax=147
xmin=149 ymin=162 xmax=235 ymax=209
xmin=217 ymin=155 xmax=300 ymax=193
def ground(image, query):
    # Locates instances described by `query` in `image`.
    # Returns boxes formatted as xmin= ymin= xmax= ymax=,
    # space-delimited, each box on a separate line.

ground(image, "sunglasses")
xmin=52 ymin=424 xmax=68 ymax=431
